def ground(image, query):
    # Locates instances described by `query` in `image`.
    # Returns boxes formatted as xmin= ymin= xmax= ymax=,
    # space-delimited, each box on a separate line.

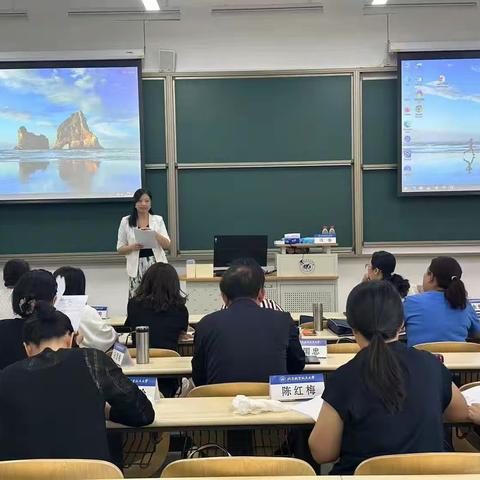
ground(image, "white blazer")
xmin=117 ymin=214 xmax=170 ymax=278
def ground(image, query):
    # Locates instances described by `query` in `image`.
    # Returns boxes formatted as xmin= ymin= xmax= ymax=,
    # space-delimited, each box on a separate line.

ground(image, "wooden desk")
xmin=121 ymin=352 xmax=480 ymax=378
xmin=107 ymin=477 xmax=478 ymax=480
xmin=109 ymin=396 xmax=313 ymax=431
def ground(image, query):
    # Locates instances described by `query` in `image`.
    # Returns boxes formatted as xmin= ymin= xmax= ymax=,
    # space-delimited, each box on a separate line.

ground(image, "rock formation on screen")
xmin=15 ymin=126 xmax=49 ymax=150
xmin=52 ymin=111 xmax=103 ymax=150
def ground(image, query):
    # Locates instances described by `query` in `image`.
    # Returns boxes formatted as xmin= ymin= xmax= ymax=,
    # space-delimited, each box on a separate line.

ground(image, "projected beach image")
xmin=0 ymin=65 xmax=141 ymax=200
xmin=401 ymin=57 xmax=480 ymax=193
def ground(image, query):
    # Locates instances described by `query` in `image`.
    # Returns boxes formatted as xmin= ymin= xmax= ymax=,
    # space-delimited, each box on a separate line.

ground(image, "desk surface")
xmin=121 ymin=352 xmax=480 ymax=377
xmin=116 ymin=477 xmax=480 ymax=480
xmin=110 ymin=396 xmax=313 ymax=430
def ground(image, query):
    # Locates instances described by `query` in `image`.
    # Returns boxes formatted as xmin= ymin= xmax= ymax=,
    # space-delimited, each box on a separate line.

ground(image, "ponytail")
xmin=428 ymin=257 xmax=467 ymax=310
xmin=347 ymin=281 xmax=406 ymax=413
xmin=389 ymin=274 xmax=410 ymax=299
xmin=23 ymin=300 xmax=73 ymax=346
xmin=364 ymin=332 xmax=406 ymax=413
xmin=445 ymin=277 xmax=467 ymax=310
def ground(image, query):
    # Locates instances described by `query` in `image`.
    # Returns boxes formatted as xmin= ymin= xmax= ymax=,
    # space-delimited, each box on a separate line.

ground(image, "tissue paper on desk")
xmin=462 ymin=385 xmax=480 ymax=406
xmin=232 ymin=395 xmax=289 ymax=415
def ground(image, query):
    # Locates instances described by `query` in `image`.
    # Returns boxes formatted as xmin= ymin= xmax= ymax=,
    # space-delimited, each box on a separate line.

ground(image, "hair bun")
xmin=31 ymin=300 xmax=56 ymax=321
xmin=19 ymin=295 xmax=36 ymax=316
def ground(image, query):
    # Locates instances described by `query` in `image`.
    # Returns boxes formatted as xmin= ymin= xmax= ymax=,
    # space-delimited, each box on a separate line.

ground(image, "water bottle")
xmin=329 ymin=225 xmax=336 ymax=235
xmin=313 ymin=303 xmax=324 ymax=332
xmin=136 ymin=326 xmax=150 ymax=364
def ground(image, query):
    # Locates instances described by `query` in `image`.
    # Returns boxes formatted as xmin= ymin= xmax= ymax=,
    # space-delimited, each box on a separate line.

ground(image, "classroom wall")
xmin=3 ymin=0 xmax=480 ymax=314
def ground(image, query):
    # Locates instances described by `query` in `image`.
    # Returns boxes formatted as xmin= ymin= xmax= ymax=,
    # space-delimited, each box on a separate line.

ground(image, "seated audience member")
xmin=364 ymin=250 xmax=410 ymax=298
xmin=192 ymin=261 xmax=305 ymax=386
xmin=54 ymin=266 xmax=117 ymax=351
xmin=0 ymin=301 xmax=154 ymax=461
xmin=308 ymin=281 xmax=468 ymax=475
xmin=126 ymin=262 xmax=188 ymax=351
xmin=0 ymin=269 xmax=56 ymax=370
xmin=404 ymin=256 xmax=480 ymax=347
xmin=221 ymin=258 xmax=284 ymax=311
xmin=0 ymin=259 xmax=30 ymax=320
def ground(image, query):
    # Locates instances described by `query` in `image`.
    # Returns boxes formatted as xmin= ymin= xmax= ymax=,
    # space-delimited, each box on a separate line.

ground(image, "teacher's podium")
xmin=180 ymin=273 xmax=338 ymax=315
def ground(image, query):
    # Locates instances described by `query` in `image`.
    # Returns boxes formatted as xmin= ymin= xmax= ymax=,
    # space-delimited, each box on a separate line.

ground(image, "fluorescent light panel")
xmin=372 ymin=0 xmax=388 ymax=4
xmin=0 ymin=9 xmax=27 ymax=18
xmin=211 ymin=3 xmax=324 ymax=14
xmin=366 ymin=0 xmax=477 ymax=8
xmin=142 ymin=0 xmax=160 ymax=11
xmin=68 ymin=8 xmax=180 ymax=20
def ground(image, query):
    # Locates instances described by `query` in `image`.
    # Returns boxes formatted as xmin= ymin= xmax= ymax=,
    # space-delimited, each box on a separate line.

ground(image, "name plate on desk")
xmin=270 ymin=374 xmax=324 ymax=401
xmin=111 ymin=343 xmax=133 ymax=367
xmin=92 ymin=305 xmax=108 ymax=319
xmin=129 ymin=376 xmax=161 ymax=404
xmin=470 ymin=298 xmax=480 ymax=319
xmin=300 ymin=339 xmax=327 ymax=358
xmin=314 ymin=234 xmax=336 ymax=244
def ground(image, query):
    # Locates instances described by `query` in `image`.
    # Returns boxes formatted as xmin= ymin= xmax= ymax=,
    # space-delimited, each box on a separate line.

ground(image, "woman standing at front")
xmin=117 ymin=188 xmax=171 ymax=298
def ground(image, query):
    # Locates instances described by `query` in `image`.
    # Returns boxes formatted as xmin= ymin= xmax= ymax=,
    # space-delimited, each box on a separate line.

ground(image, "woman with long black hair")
xmin=117 ymin=188 xmax=170 ymax=298
xmin=308 ymin=280 xmax=468 ymax=475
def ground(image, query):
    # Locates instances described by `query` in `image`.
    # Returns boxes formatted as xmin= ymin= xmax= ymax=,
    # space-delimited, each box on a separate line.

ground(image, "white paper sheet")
xmin=133 ymin=228 xmax=157 ymax=249
xmin=289 ymin=396 xmax=324 ymax=420
xmin=54 ymin=295 xmax=87 ymax=332
xmin=462 ymin=385 xmax=480 ymax=406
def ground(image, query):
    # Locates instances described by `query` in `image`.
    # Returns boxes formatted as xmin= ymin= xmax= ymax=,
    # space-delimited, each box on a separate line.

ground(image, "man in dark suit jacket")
xmin=192 ymin=261 xmax=305 ymax=386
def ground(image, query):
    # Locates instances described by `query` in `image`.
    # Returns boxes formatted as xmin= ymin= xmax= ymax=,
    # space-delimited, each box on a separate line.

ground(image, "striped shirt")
xmin=221 ymin=298 xmax=284 ymax=311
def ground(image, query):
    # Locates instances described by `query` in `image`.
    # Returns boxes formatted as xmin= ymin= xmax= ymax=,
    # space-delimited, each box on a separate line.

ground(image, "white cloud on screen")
xmin=423 ymin=81 xmax=480 ymax=104
xmin=0 ymin=107 xmax=31 ymax=122
xmin=0 ymin=69 xmax=102 ymax=114
xmin=91 ymin=122 xmax=125 ymax=138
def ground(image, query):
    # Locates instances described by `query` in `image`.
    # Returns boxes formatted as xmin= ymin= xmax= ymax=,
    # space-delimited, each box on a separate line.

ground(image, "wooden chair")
xmin=327 ymin=343 xmax=360 ymax=354
xmin=128 ymin=348 xmax=180 ymax=358
xmin=161 ymin=456 xmax=316 ymax=477
xmin=0 ymin=459 xmax=123 ymax=479
xmin=414 ymin=342 xmax=480 ymax=352
xmin=188 ymin=382 xmax=270 ymax=397
xmin=354 ymin=452 xmax=480 ymax=475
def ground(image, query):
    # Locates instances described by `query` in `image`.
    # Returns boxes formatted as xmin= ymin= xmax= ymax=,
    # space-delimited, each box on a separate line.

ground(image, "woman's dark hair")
xmin=3 ymin=259 xmax=30 ymax=288
xmin=23 ymin=300 xmax=73 ymax=346
xmin=133 ymin=262 xmax=186 ymax=312
xmin=347 ymin=281 xmax=406 ymax=413
xmin=12 ymin=269 xmax=57 ymax=318
xmin=371 ymin=251 xmax=410 ymax=299
xmin=128 ymin=188 xmax=153 ymax=227
xmin=53 ymin=266 xmax=86 ymax=295
xmin=428 ymin=256 xmax=467 ymax=310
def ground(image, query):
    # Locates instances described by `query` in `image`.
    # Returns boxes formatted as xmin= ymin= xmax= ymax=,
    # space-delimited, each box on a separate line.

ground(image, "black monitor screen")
xmin=213 ymin=235 xmax=268 ymax=270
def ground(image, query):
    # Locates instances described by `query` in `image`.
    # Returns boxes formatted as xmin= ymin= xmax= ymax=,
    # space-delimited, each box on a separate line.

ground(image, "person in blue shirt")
xmin=404 ymin=256 xmax=480 ymax=347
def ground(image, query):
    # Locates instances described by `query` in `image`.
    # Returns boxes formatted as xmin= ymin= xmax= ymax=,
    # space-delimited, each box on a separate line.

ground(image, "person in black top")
xmin=126 ymin=262 xmax=188 ymax=351
xmin=308 ymin=281 xmax=468 ymax=475
xmin=192 ymin=260 xmax=305 ymax=386
xmin=126 ymin=262 xmax=188 ymax=397
xmin=0 ymin=301 xmax=154 ymax=462
xmin=0 ymin=269 xmax=57 ymax=370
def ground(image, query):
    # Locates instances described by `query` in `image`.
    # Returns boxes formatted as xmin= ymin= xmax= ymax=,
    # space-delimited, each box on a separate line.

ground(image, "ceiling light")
xmin=142 ymin=0 xmax=160 ymax=11
xmin=211 ymin=3 xmax=324 ymax=14
xmin=372 ymin=0 xmax=388 ymax=4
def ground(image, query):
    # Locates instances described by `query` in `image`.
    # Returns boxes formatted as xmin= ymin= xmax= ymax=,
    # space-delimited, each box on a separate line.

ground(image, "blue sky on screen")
xmin=0 ymin=66 xmax=140 ymax=149
xmin=402 ymin=57 xmax=480 ymax=144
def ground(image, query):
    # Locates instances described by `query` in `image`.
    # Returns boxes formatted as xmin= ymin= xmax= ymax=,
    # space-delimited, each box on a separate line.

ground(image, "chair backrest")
xmin=355 ymin=452 xmax=480 ymax=475
xmin=188 ymin=382 xmax=270 ymax=397
xmin=0 ymin=459 xmax=123 ymax=479
xmin=414 ymin=342 xmax=480 ymax=353
xmin=161 ymin=456 xmax=316 ymax=477
xmin=327 ymin=343 xmax=360 ymax=354
xmin=300 ymin=322 xmax=314 ymax=330
xmin=128 ymin=348 xmax=180 ymax=358
xmin=460 ymin=381 xmax=480 ymax=392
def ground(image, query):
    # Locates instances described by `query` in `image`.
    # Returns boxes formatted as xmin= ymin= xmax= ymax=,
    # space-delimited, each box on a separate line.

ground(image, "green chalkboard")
xmin=362 ymin=78 xmax=397 ymax=165
xmin=0 ymin=169 xmax=167 ymax=255
xmin=142 ymin=79 xmax=166 ymax=164
xmin=178 ymin=167 xmax=352 ymax=251
xmin=363 ymin=169 xmax=480 ymax=242
xmin=175 ymin=76 xmax=352 ymax=164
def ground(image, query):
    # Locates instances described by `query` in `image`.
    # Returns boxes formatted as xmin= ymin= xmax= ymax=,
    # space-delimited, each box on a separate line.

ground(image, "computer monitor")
xmin=213 ymin=235 xmax=268 ymax=273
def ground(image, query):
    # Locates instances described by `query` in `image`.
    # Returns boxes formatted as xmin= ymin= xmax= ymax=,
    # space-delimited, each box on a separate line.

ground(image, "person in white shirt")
xmin=53 ymin=266 xmax=118 ymax=352
xmin=117 ymin=188 xmax=171 ymax=298
xmin=0 ymin=259 xmax=30 ymax=320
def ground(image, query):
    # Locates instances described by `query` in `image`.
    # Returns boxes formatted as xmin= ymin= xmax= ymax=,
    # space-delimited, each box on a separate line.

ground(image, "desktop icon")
xmin=404 ymin=150 xmax=411 ymax=159
xmin=404 ymin=135 xmax=411 ymax=143
xmin=404 ymin=106 xmax=411 ymax=113
xmin=404 ymin=165 xmax=412 ymax=172
xmin=404 ymin=120 xmax=412 ymax=129
xmin=415 ymin=105 xmax=423 ymax=114
xmin=416 ymin=62 xmax=423 ymax=68
xmin=438 ymin=74 xmax=446 ymax=84
xmin=416 ymin=76 xmax=423 ymax=84
xmin=416 ymin=89 xmax=424 ymax=99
